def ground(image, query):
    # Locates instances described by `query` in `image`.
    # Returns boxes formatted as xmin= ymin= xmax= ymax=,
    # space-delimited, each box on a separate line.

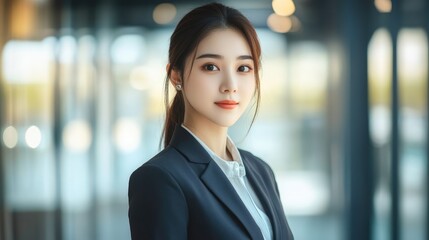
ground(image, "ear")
xmin=166 ymin=63 xmax=181 ymax=86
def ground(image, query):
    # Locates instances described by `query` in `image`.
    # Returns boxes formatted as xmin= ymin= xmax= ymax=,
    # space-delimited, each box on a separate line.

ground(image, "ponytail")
xmin=162 ymin=81 xmax=185 ymax=148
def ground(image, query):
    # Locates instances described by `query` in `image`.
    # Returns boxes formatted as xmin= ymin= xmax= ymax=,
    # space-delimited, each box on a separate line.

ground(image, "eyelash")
xmin=201 ymin=64 xmax=253 ymax=72
xmin=202 ymin=64 xmax=219 ymax=71
xmin=238 ymin=65 xmax=252 ymax=72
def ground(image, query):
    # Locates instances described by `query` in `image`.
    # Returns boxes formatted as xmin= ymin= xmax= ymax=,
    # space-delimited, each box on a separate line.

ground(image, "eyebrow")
xmin=196 ymin=53 xmax=253 ymax=60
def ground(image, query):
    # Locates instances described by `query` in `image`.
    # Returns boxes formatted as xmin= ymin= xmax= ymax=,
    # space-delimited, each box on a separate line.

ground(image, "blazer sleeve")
xmin=128 ymin=164 xmax=188 ymax=240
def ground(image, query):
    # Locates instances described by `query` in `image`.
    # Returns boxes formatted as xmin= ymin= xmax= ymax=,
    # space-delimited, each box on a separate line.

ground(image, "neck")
xmin=183 ymin=120 xmax=232 ymax=161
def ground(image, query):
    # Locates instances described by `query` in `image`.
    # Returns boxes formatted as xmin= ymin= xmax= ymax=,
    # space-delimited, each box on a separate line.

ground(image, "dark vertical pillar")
xmin=51 ymin=0 xmax=63 ymax=240
xmin=0 ymin=0 xmax=10 ymax=238
xmin=95 ymin=1 xmax=115 ymax=239
xmin=389 ymin=1 xmax=400 ymax=240
xmin=341 ymin=0 xmax=373 ymax=240
xmin=86 ymin=3 xmax=98 ymax=240
xmin=0 ymin=0 xmax=5 ymax=239
xmin=425 ymin=2 xmax=429 ymax=240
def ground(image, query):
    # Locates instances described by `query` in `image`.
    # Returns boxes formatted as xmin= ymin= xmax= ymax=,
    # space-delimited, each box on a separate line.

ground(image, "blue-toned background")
xmin=0 ymin=0 xmax=427 ymax=239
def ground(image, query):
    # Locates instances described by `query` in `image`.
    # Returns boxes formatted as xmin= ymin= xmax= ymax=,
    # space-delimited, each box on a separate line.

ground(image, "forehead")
xmin=195 ymin=28 xmax=252 ymax=57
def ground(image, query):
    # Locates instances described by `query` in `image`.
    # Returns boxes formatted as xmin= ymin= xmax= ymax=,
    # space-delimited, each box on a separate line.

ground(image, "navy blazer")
xmin=128 ymin=126 xmax=294 ymax=240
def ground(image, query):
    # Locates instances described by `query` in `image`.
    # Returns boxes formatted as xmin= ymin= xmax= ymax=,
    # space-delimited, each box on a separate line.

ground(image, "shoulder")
xmin=128 ymin=148 xmax=189 ymax=239
xmin=128 ymin=146 xmax=193 ymax=204
xmin=140 ymin=146 xmax=189 ymax=170
xmin=129 ymin=147 xmax=188 ymax=185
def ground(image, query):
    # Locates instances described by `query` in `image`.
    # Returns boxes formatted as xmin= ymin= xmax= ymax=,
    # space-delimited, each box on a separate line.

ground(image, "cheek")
xmin=190 ymin=72 xmax=219 ymax=90
xmin=185 ymin=74 xmax=216 ymax=101
xmin=241 ymin=77 xmax=256 ymax=97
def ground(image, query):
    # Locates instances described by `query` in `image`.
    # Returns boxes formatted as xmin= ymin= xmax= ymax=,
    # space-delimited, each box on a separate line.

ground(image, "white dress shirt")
xmin=181 ymin=125 xmax=273 ymax=240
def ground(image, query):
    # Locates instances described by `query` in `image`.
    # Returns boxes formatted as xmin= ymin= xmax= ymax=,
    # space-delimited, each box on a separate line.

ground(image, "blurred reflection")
xmin=272 ymin=0 xmax=296 ymax=17
xmin=397 ymin=28 xmax=427 ymax=240
xmin=25 ymin=125 xmax=42 ymax=148
xmin=63 ymin=120 xmax=92 ymax=152
xmin=1 ymin=1 xmax=427 ymax=240
xmin=368 ymin=27 xmax=393 ymax=240
xmin=2 ymin=126 xmax=18 ymax=148
xmin=284 ymin=41 xmax=330 ymax=215
xmin=3 ymin=40 xmax=53 ymax=84
xmin=369 ymin=26 xmax=428 ymax=240
xmin=0 ymin=9 xmax=343 ymax=240
xmin=113 ymin=118 xmax=141 ymax=153
xmin=374 ymin=0 xmax=392 ymax=13
xmin=289 ymin=42 xmax=328 ymax=114
xmin=129 ymin=66 xmax=154 ymax=90
xmin=153 ymin=3 xmax=177 ymax=25
xmin=267 ymin=13 xmax=293 ymax=33
xmin=277 ymin=171 xmax=329 ymax=215
xmin=1 ymin=35 xmax=56 ymax=239
xmin=111 ymin=35 xmax=145 ymax=65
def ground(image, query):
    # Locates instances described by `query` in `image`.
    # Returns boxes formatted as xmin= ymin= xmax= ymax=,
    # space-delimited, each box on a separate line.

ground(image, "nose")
xmin=220 ymin=70 xmax=238 ymax=93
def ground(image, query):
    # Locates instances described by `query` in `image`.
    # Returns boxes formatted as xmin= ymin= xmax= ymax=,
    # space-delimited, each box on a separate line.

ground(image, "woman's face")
xmin=180 ymin=28 xmax=256 ymax=129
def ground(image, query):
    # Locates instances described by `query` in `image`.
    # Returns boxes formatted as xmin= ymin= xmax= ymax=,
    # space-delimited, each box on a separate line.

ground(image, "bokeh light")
xmin=374 ymin=0 xmax=392 ymax=13
xmin=153 ymin=3 xmax=177 ymax=25
xmin=25 ymin=125 xmax=42 ymax=149
xmin=2 ymin=126 xmax=18 ymax=149
xmin=114 ymin=118 xmax=141 ymax=153
xmin=111 ymin=35 xmax=145 ymax=64
xmin=63 ymin=120 xmax=92 ymax=152
xmin=267 ymin=13 xmax=292 ymax=33
xmin=272 ymin=0 xmax=296 ymax=17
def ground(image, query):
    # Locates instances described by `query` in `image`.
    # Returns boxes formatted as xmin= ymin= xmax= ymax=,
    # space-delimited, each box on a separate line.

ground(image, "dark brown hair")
xmin=162 ymin=2 xmax=262 ymax=148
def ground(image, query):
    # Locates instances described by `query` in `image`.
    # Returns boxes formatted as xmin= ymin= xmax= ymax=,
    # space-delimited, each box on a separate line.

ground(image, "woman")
xmin=128 ymin=3 xmax=294 ymax=240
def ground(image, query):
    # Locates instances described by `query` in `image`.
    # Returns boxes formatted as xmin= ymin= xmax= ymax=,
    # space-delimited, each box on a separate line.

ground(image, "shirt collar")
xmin=181 ymin=124 xmax=246 ymax=178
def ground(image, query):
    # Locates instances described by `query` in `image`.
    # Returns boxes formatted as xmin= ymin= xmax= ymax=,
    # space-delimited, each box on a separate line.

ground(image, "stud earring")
xmin=175 ymin=84 xmax=182 ymax=91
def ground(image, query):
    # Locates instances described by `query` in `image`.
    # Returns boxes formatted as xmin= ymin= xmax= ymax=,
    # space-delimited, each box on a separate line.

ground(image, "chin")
xmin=211 ymin=118 xmax=240 ymax=128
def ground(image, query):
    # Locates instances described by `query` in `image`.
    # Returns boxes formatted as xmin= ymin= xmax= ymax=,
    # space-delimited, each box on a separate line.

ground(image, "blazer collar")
xmin=168 ymin=125 xmax=211 ymax=164
xmin=168 ymin=125 xmax=264 ymax=239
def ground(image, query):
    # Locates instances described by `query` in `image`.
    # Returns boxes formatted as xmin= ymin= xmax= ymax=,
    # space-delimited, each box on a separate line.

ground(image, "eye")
xmin=238 ymin=65 xmax=252 ymax=72
xmin=202 ymin=64 xmax=219 ymax=71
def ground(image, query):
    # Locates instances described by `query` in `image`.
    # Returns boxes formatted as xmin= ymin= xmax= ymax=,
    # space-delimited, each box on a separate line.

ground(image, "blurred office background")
xmin=0 ymin=0 xmax=427 ymax=239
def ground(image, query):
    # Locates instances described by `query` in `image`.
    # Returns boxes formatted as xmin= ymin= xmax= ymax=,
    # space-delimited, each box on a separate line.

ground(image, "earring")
xmin=175 ymin=84 xmax=182 ymax=91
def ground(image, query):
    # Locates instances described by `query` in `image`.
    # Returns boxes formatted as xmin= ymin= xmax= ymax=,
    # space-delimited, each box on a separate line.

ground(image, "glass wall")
xmin=368 ymin=20 xmax=428 ymax=240
xmin=369 ymin=28 xmax=393 ymax=240
xmin=2 ymin=38 xmax=57 ymax=240
xmin=397 ymin=28 xmax=427 ymax=240
xmin=0 ymin=1 xmax=345 ymax=239
xmin=1 ymin=0 xmax=428 ymax=240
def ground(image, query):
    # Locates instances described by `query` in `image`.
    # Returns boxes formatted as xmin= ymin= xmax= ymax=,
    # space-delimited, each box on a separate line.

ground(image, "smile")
xmin=215 ymin=100 xmax=239 ymax=110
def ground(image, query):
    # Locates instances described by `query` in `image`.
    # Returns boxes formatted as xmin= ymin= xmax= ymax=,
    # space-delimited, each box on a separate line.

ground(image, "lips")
xmin=215 ymin=100 xmax=239 ymax=110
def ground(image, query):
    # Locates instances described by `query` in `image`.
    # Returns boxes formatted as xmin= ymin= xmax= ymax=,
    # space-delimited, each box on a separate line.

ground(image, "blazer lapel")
xmin=169 ymin=126 xmax=264 ymax=239
xmin=243 ymin=155 xmax=281 ymax=240
xmin=200 ymin=161 xmax=264 ymax=239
